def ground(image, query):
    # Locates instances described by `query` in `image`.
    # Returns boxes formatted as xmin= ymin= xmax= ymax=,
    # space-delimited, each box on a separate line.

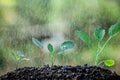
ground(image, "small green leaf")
xmin=104 ymin=59 xmax=115 ymax=67
xmin=75 ymin=30 xmax=91 ymax=46
xmin=94 ymin=27 xmax=105 ymax=42
xmin=16 ymin=56 xmax=20 ymax=61
xmin=60 ymin=40 xmax=75 ymax=51
xmin=32 ymin=37 xmax=43 ymax=48
xmin=22 ymin=58 xmax=30 ymax=61
xmin=17 ymin=51 xmax=24 ymax=57
xmin=10 ymin=51 xmax=17 ymax=59
xmin=48 ymin=43 xmax=53 ymax=53
xmin=109 ymin=23 xmax=120 ymax=36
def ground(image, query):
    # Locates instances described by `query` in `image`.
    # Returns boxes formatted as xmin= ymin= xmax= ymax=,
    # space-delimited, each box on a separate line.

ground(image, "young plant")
xmin=32 ymin=38 xmax=75 ymax=66
xmin=75 ymin=23 xmax=120 ymax=67
xmin=47 ymin=43 xmax=55 ymax=66
xmin=10 ymin=51 xmax=30 ymax=69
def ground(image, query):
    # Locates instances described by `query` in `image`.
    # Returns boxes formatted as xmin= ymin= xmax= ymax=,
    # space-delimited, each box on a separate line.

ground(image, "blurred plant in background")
xmin=0 ymin=0 xmax=120 ymax=75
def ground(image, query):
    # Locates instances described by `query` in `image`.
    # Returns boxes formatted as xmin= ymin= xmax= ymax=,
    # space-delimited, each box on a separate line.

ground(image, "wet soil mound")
xmin=0 ymin=65 xmax=120 ymax=80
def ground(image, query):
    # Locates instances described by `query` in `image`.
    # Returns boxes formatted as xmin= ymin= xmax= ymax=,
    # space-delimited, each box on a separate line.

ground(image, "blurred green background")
xmin=0 ymin=0 xmax=120 ymax=75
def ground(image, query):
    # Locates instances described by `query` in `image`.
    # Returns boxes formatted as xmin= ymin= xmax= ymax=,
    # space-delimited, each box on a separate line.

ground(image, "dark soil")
xmin=0 ymin=64 xmax=120 ymax=80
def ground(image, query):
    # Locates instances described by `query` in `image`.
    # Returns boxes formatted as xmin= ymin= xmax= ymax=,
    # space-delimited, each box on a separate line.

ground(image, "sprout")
xmin=10 ymin=51 xmax=30 ymax=69
xmin=75 ymin=23 xmax=120 ymax=67
xmin=32 ymin=38 xmax=76 ymax=66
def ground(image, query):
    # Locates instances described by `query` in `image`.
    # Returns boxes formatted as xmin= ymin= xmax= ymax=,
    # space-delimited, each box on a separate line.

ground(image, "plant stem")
xmin=95 ymin=36 xmax=112 ymax=65
xmin=16 ymin=61 xmax=19 ymax=69
xmin=50 ymin=54 xmax=53 ymax=66
xmin=16 ymin=57 xmax=22 ymax=69
xmin=16 ymin=60 xmax=20 ymax=69
xmin=95 ymin=41 xmax=101 ymax=65
xmin=51 ymin=51 xmax=55 ymax=66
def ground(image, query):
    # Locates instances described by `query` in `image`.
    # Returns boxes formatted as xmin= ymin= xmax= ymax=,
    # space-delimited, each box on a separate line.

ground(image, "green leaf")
xmin=104 ymin=59 xmax=115 ymax=67
xmin=75 ymin=30 xmax=91 ymax=46
xmin=22 ymin=58 xmax=30 ymax=61
xmin=32 ymin=37 xmax=43 ymax=48
xmin=10 ymin=51 xmax=17 ymax=59
xmin=17 ymin=51 xmax=24 ymax=57
xmin=48 ymin=43 xmax=53 ymax=53
xmin=94 ymin=27 xmax=105 ymax=42
xmin=109 ymin=23 xmax=120 ymax=36
xmin=60 ymin=40 xmax=75 ymax=51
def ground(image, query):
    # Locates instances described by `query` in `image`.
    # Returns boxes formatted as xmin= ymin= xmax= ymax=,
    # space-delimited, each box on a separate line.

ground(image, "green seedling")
xmin=75 ymin=23 xmax=120 ymax=67
xmin=47 ymin=43 xmax=55 ymax=66
xmin=32 ymin=38 xmax=75 ymax=66
xmin=10 ymin=51 xmax=30 ymax=69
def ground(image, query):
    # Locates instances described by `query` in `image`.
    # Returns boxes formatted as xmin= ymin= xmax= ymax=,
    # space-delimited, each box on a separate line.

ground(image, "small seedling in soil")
xmin=75 ymin=23 xmax=120 ymax=67
xmin=10 ymin=51 xmax=30 ymax=69
xmin=32 ymin=38 xmax=75 ymax=66
xmin=47 ymin=43 xmax=54 ymax=66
